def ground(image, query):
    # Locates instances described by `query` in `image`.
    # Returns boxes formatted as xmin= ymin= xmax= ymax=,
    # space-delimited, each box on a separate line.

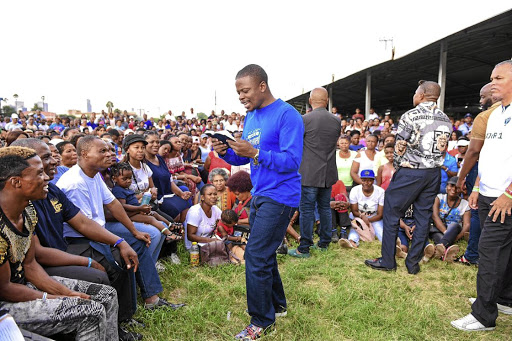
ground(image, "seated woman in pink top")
xmin=376 ymin=143 xmax=395 ymax=191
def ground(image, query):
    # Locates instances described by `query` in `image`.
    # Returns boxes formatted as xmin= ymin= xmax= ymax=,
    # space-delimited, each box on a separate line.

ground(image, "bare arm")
xmin=456 ymin=210 xmax=471 ymax=241
xmin=67 ymin=211 xmax=139 ymax=271
xmin=105 ymin=199 xmax=151 ymax=247
xmin=432 ymin=197 xmax=447 ymax=233
xmin=186 ymin=224 xmax=217 ymax=244
xmin=376 ymin=165 xmax=384 ymax=186
xmin=456 ymin=139 xmax=484 ymax=192
xmin=350 ymin=154 xmax=362 ymax=185
xmin=33 ymin=235 xmax=105 ymax=272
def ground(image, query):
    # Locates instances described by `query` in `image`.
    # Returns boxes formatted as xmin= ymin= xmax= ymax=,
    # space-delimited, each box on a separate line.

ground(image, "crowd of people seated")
xmin=0 ymin=104 xmax=483 ymax=340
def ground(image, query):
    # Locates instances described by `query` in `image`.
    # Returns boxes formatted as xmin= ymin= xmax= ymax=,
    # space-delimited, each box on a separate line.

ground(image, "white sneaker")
xmin=469 ymin=297 xmax=512 ymax=315
xmin=170 ymin=253 xmax=181 ymax=265
xmin=155 ymin=261 xmax=165 ymax=273
xmin=451 ymin=313 xmax=495 ymax=331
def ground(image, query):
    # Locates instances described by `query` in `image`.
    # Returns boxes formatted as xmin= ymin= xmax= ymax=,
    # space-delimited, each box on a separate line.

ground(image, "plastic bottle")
xmin=140 ymin=191 xmax=152 ymax=206
xmin=190 ymin=242 xmax=200 ymax=267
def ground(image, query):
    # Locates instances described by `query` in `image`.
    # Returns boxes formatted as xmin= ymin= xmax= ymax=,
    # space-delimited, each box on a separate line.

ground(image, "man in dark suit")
xmin=289 ymin=87 xmax=341 ymax=258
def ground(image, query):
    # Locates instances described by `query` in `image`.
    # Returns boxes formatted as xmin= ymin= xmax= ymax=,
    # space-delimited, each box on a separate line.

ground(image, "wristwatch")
xmin=253 ymin=149 xmax=260 ymax=165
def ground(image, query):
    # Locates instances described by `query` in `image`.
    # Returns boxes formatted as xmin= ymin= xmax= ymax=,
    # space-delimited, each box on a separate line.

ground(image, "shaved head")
xmin=77 ymin=135 xmax=100 ymax=157
xmin=10 ymin=137 xmax=47 ymax=150
xmin=418 ymin=80 xmax=441 ymax=100
xmin=309 ymin=87 xmax=329 ymax=110
xmin=479 ymin=82 xmax=494 ymax=109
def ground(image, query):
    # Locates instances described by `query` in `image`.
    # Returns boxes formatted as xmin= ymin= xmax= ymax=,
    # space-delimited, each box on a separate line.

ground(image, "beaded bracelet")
xmin=161 ymin=227 xmax=169 ymax=235
xmin=506 ymin=188 xmax=512 ymax=196
xmin=87 ymin=257 xmax=92 ymax=268
xmin=113 ymin=238 xmax=125 ymax=248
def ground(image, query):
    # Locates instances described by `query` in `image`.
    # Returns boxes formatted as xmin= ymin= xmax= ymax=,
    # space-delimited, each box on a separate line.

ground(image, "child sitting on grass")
xmin=111 ymin=162 xmax=182 ymax=241
xmin=216 ymin=209 xmax=246 ymax=250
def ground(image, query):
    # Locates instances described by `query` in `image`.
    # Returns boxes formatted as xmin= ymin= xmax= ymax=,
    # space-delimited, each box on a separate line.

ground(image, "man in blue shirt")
xmin=213 ymin=64 xmax=304 ymax=340
xmin=440 ymin=152 xmax=458 ymax=193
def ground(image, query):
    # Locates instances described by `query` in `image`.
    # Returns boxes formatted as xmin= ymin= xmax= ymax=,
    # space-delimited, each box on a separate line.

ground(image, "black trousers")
xmin=380 ymin=167 xmax=441 ymax=272
xmin=472 ymin=194 xmax=512 ymax=327
xmin=66 ymin=242 xmax=135 ymax=322
xmin=44 ymin=265 xmax=110 ymax=285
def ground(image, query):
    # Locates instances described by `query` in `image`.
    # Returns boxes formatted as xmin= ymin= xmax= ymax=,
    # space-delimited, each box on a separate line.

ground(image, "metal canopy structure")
xmin=287 ymin=10 xmax=512 ymax=118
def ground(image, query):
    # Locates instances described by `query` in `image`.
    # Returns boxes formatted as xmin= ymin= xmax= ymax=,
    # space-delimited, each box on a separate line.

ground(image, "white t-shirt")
xmin=349 ymin=184 xmax=385 ymax=218
xmin=57 ymin=165 xmax=116 ymax=238
xmin=184 ymin=204 xmax=222 ymax=249
xmin=478 ymin=105 xmax=512 ymax=197
xmin=130 ymin=163 xmax=153 ymax=195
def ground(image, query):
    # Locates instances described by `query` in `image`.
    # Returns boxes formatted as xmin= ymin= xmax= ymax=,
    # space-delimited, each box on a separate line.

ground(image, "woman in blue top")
xmin=143 ymin=131 xmax=192 ymax=223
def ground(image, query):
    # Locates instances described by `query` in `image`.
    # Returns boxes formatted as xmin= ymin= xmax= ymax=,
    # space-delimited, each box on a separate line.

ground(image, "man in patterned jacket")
xmin=365 ymin=80 xmax=452 ymax=274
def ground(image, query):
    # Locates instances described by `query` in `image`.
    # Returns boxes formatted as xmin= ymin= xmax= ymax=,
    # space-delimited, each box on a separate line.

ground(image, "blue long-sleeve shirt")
xmin=222 ymin=99 xmax=304 ymax=207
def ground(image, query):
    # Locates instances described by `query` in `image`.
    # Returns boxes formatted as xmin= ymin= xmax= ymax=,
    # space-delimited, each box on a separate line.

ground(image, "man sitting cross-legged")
xmin=0 ymin=146 xmax=118 ymax=340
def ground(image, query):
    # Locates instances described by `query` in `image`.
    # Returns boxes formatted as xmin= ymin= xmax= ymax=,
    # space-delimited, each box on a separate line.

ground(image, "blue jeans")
xmin=246 ymin=196 xmax=296 ymax=328
xmin=133 ymin=222 xmax=164 ymax=263
xmin=464 ymin=208 xmax=481 ymax=262
xmin=105 ymin=222 xmax=163 ymax=299
xmin=298 ymin=186 xmax=332 ymax=253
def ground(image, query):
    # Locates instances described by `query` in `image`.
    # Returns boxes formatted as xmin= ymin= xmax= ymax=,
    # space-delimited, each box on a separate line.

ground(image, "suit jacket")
xmin=299 ymin=107 xmax=341 ymax=187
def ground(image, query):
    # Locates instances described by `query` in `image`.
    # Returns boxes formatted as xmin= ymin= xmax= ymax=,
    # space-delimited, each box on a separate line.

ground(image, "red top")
xmin=208 ymin=151 xmax=231 ymax=173
xmin=216 ymin=221 xmax=234 ymax=237
xmin=331 ymin=180 xmax=348 ymax=213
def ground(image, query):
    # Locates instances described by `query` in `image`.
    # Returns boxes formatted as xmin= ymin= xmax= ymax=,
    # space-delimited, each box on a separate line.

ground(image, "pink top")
xmin=381 ymin=164 xmax=395 ymax=190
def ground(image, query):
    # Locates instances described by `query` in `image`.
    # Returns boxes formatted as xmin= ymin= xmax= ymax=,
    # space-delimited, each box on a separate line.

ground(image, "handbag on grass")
xmin=351 ymin=217 xmax=375 ymax=242
xmin=200 ymin=239 xmax=242 ymax=266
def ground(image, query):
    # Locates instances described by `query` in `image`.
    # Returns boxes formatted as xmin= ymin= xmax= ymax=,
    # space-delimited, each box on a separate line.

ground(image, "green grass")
xmin=133 ymin=238 xmax=512 ymax=340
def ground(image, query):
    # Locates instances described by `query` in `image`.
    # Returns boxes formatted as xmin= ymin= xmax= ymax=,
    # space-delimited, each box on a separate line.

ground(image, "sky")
xmin=1 ymin=1 xmax=510 ymax=117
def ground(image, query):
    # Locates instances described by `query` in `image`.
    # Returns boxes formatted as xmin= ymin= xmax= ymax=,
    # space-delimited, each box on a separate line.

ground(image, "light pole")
xmin=41 ymin=96 xmax=45 ymax=111
xmin=13 ymin=94 xmax=18 ymax=111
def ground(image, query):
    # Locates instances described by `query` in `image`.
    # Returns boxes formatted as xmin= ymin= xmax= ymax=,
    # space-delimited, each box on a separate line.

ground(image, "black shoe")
xmin=144 ymin=297 xmax=186 ymax=310
xmin=407 ymin=266 xmax=420 ymax=275
xmin=119 ymin=326 xmax=143 ymax=341
xmin=121 ymin=318 xmax=145 ymax=329
xmin=276 ymin=241 xmax=288 ymax=255
xmin=364 ymin=258 xmax=396 ymax=271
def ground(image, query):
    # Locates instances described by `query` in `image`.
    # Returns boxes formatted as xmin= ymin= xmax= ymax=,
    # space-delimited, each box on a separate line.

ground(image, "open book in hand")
xmin=204 ymin=130 xmax=236 ymax=147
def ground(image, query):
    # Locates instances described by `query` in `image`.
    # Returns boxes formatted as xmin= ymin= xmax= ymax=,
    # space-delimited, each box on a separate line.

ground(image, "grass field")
xmin=133 ymin=238 xmax=512 ymax=341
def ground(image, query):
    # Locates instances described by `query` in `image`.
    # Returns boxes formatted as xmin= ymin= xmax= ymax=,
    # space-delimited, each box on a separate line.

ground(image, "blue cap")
xmin=360 ymin=169 xmax=376 ymax=179
xmin=464 ymin=113 xmax=472 ymax=118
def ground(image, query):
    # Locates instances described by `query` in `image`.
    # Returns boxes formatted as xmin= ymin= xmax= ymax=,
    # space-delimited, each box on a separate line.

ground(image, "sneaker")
xmin=287 ymin=248 xmax=310 ymax=258
xmin=338 ymin=238 xmax=354 ymax=248
xmin=442 ymin=245 xmax=460 ymax=262
xmin=451 ymin=313 xmax=495 ymax=331
xmin=170 ymin=253 xmax=181 ymax=265
xmin=469 ymin=298 xmax=512 ymax=315
xmin=455 ymin=255 xmax=478 ymax=266
xmin=234 ymin=323 xmax=275 ymax=340
xmin=434 ymin=244 xmax=446 ymax=259
xmin=118 ymin=326 xmax=143 ymax=341
xmin=340 ymin=227 xmax=349 ymax=240
xmin=421 ymin=244 xmax=435 ymax=264
xmin=144 ymin=297 xmax=186 ymax=310
xmin=155 ymin=261 xmax=165 ymax=273
xmin=276 ymin=242 xmax=288 ymax=255
xmin=396 ymin=245 xmax=407 ymax=259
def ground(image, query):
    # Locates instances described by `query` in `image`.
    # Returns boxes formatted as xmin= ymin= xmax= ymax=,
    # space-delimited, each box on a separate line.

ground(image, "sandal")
xmin=165 ymin=231 xmax=183 ymax=242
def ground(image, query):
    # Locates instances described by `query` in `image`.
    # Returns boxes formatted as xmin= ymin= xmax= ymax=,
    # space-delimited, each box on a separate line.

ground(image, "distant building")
xmin=87 ymin=99 xmax=92 ymax=112
xmin=36 ymin=101 xmax=48 ymax=112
